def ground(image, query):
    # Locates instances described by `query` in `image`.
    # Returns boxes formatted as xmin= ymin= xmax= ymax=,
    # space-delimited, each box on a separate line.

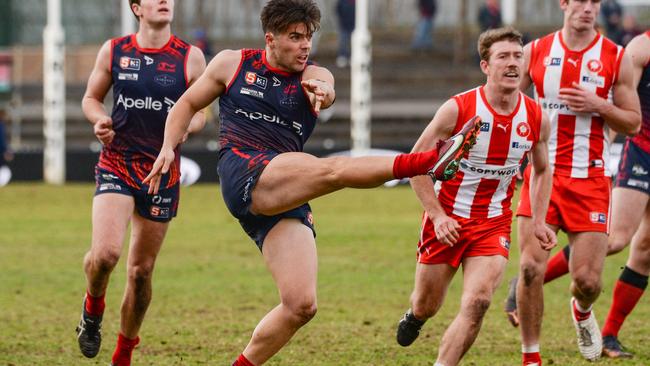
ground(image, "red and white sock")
xmin=392 ymin=149 xmax=440 ymax=179
xmin=572 ymin=299 xmax=592 ymax=322
xmin=522 ymin=344 xmax=541 ymax=365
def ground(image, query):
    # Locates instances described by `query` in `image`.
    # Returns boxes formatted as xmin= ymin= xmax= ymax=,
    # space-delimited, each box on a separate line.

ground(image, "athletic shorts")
xmin=94 ymin=166 xmax=179 ymax=222
xmin=516 ymin=166 xmax=610 ymax=233
xmin=615 ymin=139 xmax=650 ymax=195
xmin=217 ymin=148 xmax=315 ymax=250
xmin=417 ymin=213 xmax=512 ymax=267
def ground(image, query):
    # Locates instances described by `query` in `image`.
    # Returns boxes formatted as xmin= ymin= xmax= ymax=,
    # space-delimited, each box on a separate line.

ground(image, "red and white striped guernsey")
xmin=528 ymin=31 xmax=624 ymax=178
xmin=435 ymin=86 xmax=542 ymax=219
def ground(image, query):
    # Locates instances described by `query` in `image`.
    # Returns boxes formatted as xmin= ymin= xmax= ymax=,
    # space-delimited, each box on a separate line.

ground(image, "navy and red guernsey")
xmin=218 ymin=49 xmax=319 ymax=154
xmin=98 ymin=34 xmax=190 ymax=189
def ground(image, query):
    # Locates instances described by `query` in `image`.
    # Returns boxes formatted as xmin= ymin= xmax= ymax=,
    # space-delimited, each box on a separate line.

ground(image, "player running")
xmin=76 ymin=1 xmax=206 ymax=365
xmin=513 ymin=0 xmax=641 ymax=364
xmin=394 ymin=27 xmax=556 ymax=366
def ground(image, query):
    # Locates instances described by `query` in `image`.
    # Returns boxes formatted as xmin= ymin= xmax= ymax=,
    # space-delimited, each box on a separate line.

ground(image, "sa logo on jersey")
xmin=120 ymin=57 xmax=141 ymax=70
xmin=586 ymin=59 xmax=603 ymax=73
xmin=245 ymin=72 xmax=268 ymax=89
xmin=543 ymin=56 xmax=562 ymax=67
xmin=516 ymin=122 xmax=530 ymax=138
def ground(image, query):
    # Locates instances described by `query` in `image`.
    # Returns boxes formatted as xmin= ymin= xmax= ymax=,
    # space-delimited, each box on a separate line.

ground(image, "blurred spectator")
xmin=193 ymin=28 xmax=213 ymax=59
xmin=0 ymin=107 xmax=12 ymax=186
xmin=411 ymin=0 xmax=437 ymax=51
xmin=601 ymin=0 xmax=623 ymax=40
xmin=335 ymin=0 xmax=355 ymax=68
xmin=478 ymin=0 xmax=502 ymax=32
xmin=619 ymin=14 xmax=641 ymax=46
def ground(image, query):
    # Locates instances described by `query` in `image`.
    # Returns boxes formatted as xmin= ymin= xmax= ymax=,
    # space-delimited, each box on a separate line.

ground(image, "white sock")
xmin=434 ymin=363 xmax=446 ymax=366
xmin=574 ymin=299 xmax=592 ymax=313
xmin=522 ymin=344 xmax=540 ymax=353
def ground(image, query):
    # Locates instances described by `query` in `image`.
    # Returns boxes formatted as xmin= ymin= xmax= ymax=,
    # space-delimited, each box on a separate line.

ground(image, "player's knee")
xmin=127 ymin=263 xmax=155 ymax=286
xmin=412 ymin=296 xmax=441 ymax=320
xmin=608 ymin=234 xmax=630 ymax=255
xmin=92 ymin=250 xmax=121 ymax=273
xmin=285 ymin=297 xmax=318 ymax=324
xmin=520 ymin=260 xmax=544 ymax=286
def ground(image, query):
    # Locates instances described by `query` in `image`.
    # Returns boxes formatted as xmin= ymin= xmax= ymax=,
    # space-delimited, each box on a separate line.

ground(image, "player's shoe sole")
xmin=396 ymin=309 xmax=425 ymax=347
xmin=76 ymin=298 xmax=103 ymax=358
xmin=571 ymin=298 xmax=602 ymax=362
xmin=602 ymin=335 xmax=633 ymax=358
xmin=429 ymin=115 xmax=482 ymax=181
xmin=504 ymin=276 xmax=520 ymax=327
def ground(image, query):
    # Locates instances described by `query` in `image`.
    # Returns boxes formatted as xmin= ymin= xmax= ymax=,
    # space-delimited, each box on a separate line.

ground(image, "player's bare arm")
xmin=302 ymin=65 xmax=335 ymax=112
xmin=626 ymin=33 xmax=650 ymax=88
xmin=410 ymin=99 xmax=461 ymax=246
xmin=144 ymin=49 xmax=241 ymax=193
xmin=528 ymin=111 xmax=557 ymax=250
xmin=519 ymin=42 xmax=534 ymax=91
xmin=558 ymin=52 xmax=641 ymax=135
xmin=181 ymin=46 xmax=207 ymax=141
xmin=82 ymin=40 xmax=114 ymax=145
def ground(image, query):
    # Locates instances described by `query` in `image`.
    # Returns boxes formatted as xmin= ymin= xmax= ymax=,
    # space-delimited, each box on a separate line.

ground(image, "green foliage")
xmin=0 ymin=183 xmax=648 ymax=365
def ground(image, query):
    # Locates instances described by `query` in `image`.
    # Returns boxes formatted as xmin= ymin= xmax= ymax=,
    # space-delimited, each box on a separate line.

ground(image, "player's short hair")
xmin=261 ymin=0 xmax=321 ymax=36
xmin=129 ymin=0 xmax=140 ymax=21
xmin=477 ymin=26 xmax=523 ymax=61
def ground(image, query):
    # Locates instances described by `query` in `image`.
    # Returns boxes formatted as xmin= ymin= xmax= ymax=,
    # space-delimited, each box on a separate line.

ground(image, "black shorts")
xmin=217 ymin=148 xmax=315 ymax=250
xmin=615 ymin=139 xmax=650 ymax=195
xmin=94 ymin=166 xmax=179 ymax=222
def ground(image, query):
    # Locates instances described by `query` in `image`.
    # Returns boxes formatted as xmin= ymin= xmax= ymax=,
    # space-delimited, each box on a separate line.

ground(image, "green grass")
xmin=0 ymin=183 xmax=648 ymax=365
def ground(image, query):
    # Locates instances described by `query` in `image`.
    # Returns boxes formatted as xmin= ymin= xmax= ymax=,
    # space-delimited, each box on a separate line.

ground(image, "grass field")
xmin=1 ymin=183 xmax=649 ymax=365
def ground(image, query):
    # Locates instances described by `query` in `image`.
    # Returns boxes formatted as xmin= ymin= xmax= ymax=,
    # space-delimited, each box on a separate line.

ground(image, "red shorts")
xmin=516 ymin=166 xmax=611 ymax=233
xmin=417 ymin=213 xmax=512 ymax=268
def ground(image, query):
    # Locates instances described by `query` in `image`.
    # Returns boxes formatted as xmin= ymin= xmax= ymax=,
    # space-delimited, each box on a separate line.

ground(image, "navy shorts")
xmin=217 ymin=148 xmax=315 ymax=250
xmin=94 ymin=167 xmax=179 ymax=222
xmin=615 ymin=139 xmax=650 ymax=194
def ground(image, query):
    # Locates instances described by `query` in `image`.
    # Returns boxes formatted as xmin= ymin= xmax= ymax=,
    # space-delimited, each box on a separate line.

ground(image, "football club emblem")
xmin=516 ymin=122 xmax=530 ymax=138
xmin=586 ymin=59 xmax=603 ymax=73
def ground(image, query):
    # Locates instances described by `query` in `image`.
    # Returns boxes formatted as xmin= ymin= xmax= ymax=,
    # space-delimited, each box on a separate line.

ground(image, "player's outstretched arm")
xmin=144 ymin=49 xmax=241 ymax=193
xmin=82 ymin=40 xmax=115 ymax=145
xmin=529 ymin=110 xmax=556 ymax=250
xmin=558 ymin=52 xmax=641 ymax=136
xmin=302 ymin=65 xmax=335 ymax=112
xmin=410 ymin=99 xmax=461 ymax=247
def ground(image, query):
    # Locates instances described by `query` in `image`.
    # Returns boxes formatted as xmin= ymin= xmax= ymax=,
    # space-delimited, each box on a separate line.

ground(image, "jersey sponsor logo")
xmin=541 ymin=100 xmax=571 ymax=112
xmin=144 ymin=55 xmax=154 ymax=65
xmin=499 ymin=236 xmax=510 ymax=250
xmin=101 ymin=173 xmax=119 ymax=181
xmin=586 ymin=59 xmax=603 ymax=73
xmin=589 ymin=212 xmax=607 ymax=224
xmin=240 ymin=87 xmax=265 ymax=99
xmin=480 ymin=122 xmax=490 ymax=132
xmin=150 ymin=206 xmax=170 ymax=218
xmin=516 ymin=122 xmax=530 ymax=138
xmin=119 ymin=57 xmax=141 ymax=70
xmin=581 ymin=75 xmax=605 ymax=88
xmin=157 ymin=62 xmax=176 ymax=73
xmin=496 ymin=123 xmax=509 ymax=132
xmin=99 ymin=183 xmax=122 ymax=191
xmin=590 ymin=159 xmax=604 ymax=168
xmin=234 ymin=108 xmax=303 ymax=136
xmin=273 ymin=76 xmax=282 ymax=87
xmin=152 ymin=195 xmax=172 ymax=204
xmin=627 ymin=178 xmax=650 ymax=190
xmin=245 ymin=72 xmax=268 ymax=89
xmin=512 ymin=141 xmax=533 ymax=150
xmin=280 ymin=96 xmax=299 ymax=110
xmin=460 ymin=161 xmax=519 ymax=176
xmin=632 ymin=164 xmax=649 ymax=176
xmin=543 ymin=56 xmax=562 ymax=67
xmin=154 ymin=74 xmax=176 ymax=87
xmin=116 ymin=94 xmax=176 ymax=112
xmin=118 ymin=73 xmax=138 ymax=81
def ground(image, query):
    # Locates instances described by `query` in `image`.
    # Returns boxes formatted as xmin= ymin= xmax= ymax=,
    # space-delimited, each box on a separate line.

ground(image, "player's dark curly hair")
xmin=261 ymin=0 xmax=321 ymax=36
xmin=477 ymin=26 xmax=523 ymax=61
